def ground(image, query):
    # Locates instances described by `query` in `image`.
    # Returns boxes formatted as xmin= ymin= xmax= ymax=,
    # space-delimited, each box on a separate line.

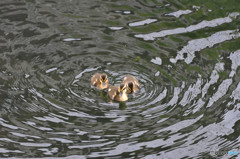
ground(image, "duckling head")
xmin=100 ymin=74 xmax=109 ymax=87
xmin=118 ymin=83 xmax=127 ymax=96
xmin=127 ymin=82 xmax=134 ymax=93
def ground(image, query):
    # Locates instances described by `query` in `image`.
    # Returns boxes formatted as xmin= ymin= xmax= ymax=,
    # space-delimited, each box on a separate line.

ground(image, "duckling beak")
xmin=102 ymin=82 xmax=107 ymax=87
xmin=119 ymin=92 xmax=122 ymax=96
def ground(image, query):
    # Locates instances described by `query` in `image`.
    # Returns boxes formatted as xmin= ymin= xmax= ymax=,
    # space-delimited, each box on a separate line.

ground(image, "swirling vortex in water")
xmin=0 ymin=0 xmax=240 ymax=158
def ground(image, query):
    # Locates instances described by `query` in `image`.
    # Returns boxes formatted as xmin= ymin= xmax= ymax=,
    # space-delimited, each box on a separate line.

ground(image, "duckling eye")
xmin=119 ymin=84 xmax=125 ymax=90
xmin=128 ymin=82 xmax=133 ymax=89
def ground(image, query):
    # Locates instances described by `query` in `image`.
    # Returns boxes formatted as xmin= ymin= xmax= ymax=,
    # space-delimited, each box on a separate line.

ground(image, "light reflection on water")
xmin=0 ymin=0 xmax=240 ymax=158
xmin=135 ymin=12 xmax=239 ymax=40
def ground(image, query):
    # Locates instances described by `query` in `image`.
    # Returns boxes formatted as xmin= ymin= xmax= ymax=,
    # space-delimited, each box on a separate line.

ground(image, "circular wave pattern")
xmin=0 ymin=0 xmax=240 ymax=158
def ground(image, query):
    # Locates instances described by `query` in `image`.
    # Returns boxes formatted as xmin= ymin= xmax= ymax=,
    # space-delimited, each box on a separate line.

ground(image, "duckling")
xmin=108 ymin=83 xmax=128 ymax=102
xmin=121 ymin=75 xmax=140 ymax=94
xmin=91 ymin=73 xmax=109 ymax=90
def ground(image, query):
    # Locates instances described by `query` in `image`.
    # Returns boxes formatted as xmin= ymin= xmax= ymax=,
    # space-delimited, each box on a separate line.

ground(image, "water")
xmin=0 ymin=0 xmax=240 ymax=158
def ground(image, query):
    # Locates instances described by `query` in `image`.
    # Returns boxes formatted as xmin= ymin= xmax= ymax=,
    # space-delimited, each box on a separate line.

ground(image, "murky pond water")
xmin=0 ymin=0 xmax=240 ymax=158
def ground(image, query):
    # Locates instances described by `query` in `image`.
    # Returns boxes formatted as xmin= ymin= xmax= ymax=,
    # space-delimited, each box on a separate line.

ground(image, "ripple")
xmin=20 ymin=142 xmax=51 ymax=147
xmin=201 ymin=62 xmax=224 ymax=98
xmin=33 ymin=115 xmax=71 ymax=124
xmin=69 ymin=141 xmax=115 ymax=149
xmin=1 ymin=0 xmax=240 ymax=158
xmin=24 ymin=121 xmax=53 ymax=131
xmin=10 ymin=132 xmax=41 ymax=139
xmin=45 ymin=67 xmax=58 ymax=74
xmin=170 ymin=30 xmax=240 ymax=64
xmin=156 ymin=115 xmax=203 ymax=134
xmin=61 ymin=110 xmax=96 ymax=119
xmin=165 ymin=9 xmax=192 ymax=18
xmin=63 ymin=38 xmax=81 ymax=42
xmin=49 ymin=138 xmax=73 ymax=144
xmin=229 ymin=49 xmax=240 ymax=77
xmin=207 ymin=79 xmax=232 ymax=107
xmin=0 ymin=148 xmax=23 ymax=154
xmin=73 ymin=66 xmax=101 ymax=84
xmin=38 ymin=147 xmax=58 ymax=156
xmin=0 ymin=118 xmax=26 ymax=130
xmin=29 ymin=88 xmax=66 ymax=111
xmin=150 ymin=57 xmax=162 ymax=65
xmin=129 ymin=19 xmax=158 ymax=27
xmin=108 ymin=27 xmax=123 ymax=30
xmin=231 ymin=82 xmax=240 ymax=101
xmin=179 ymin=75 xmax=202 ymax=106
xmin=135 ymin=12 xmax=239 ymax=40
xmin=129 ymin=130 xmax=148 ymax=138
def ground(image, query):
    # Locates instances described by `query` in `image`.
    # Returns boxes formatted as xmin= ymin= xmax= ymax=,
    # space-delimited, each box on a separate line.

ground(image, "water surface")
xmin=0 ymin=0 xmax=240 ymax=158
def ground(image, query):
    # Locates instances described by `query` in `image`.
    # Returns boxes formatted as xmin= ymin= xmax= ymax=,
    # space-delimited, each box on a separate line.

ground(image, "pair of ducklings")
xmin=91 ymin=73 xmax=139 ymax=102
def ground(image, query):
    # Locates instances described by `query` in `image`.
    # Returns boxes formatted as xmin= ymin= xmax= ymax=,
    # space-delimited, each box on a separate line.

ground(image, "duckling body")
xmin=122 ymin=75 xmax=140 ymax=93
xmin=91 ymin=73 xmax=109 ymax=90
xmin=108 ymin=84 xmax=128 ymax=102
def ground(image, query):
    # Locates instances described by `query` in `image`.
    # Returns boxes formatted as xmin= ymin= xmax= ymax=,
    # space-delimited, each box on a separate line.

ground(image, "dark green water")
xmin=0 ymin=0 xmax=240 ymax=158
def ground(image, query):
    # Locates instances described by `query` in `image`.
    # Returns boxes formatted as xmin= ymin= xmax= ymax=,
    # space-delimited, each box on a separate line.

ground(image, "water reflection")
xmin=0 ymin=0 xmax=240 ymax=158
xmin=135 ymin=12 xmax=239 ymax=40
xmin=170 ymin=30 xmax=240 ymax=64
xmin=165 ymin=9 xmax=192 ymax=18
